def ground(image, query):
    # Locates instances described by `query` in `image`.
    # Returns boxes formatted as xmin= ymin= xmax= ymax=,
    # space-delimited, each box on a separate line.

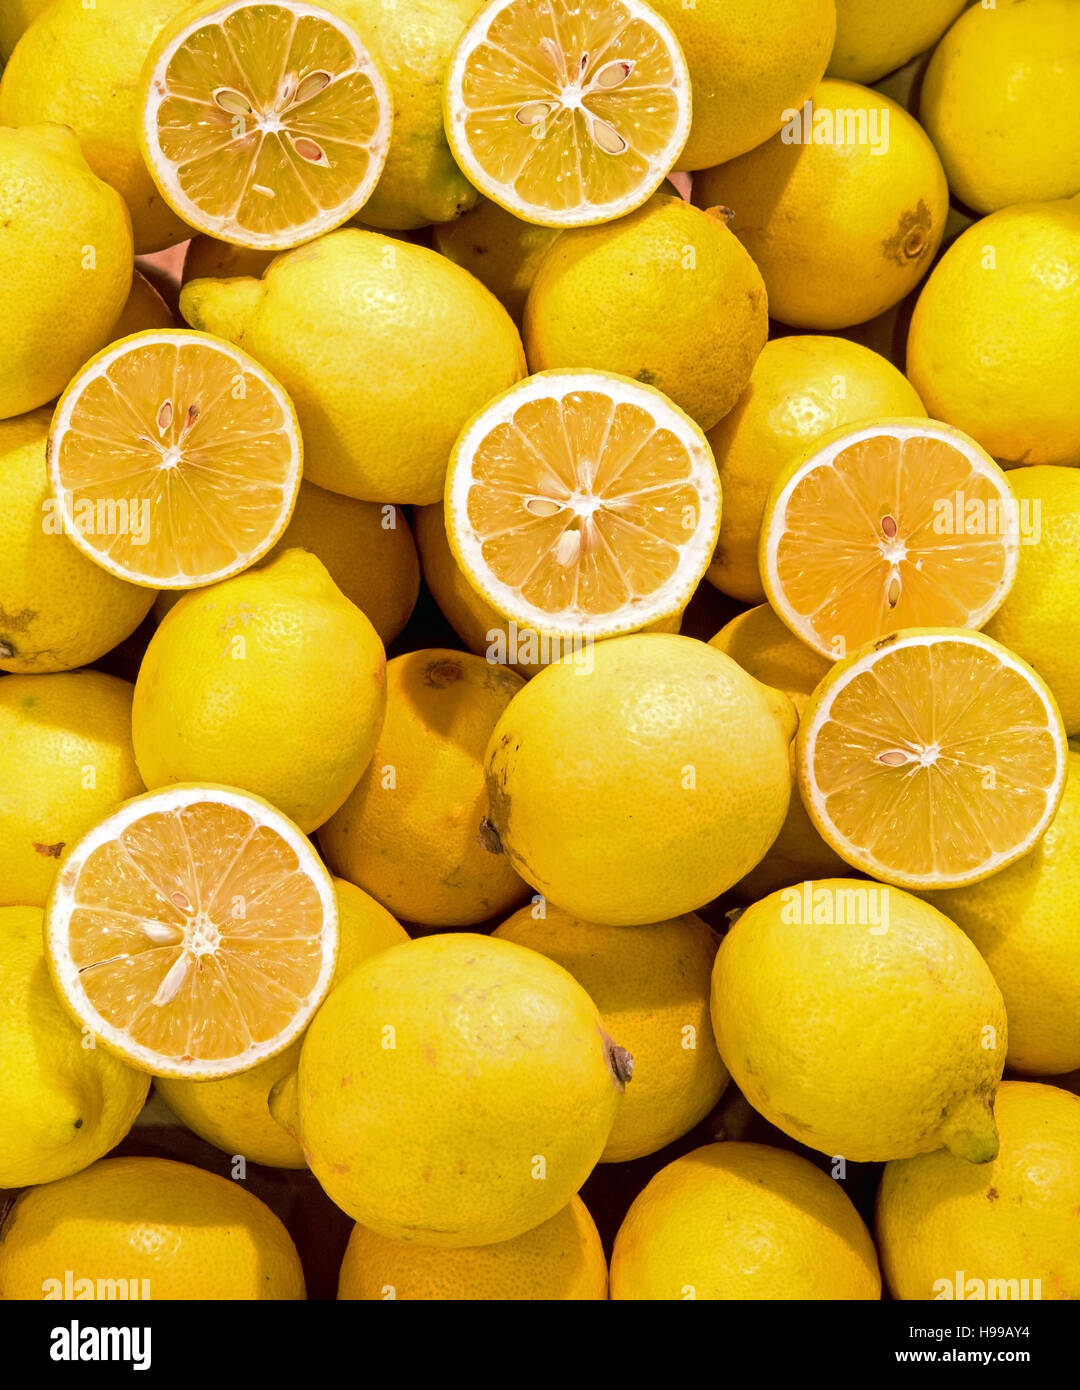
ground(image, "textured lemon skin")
xmin=828 ymin=0 xmax=965 ymax=85
xmin=907 ymin=203 xmax=1080 ymax=467
xmin=132 ymin=550 xmax=386 ymax=834
xmin=0 ymin=125 xmax=133 ymax=418
xmin=0 ymin=673 xmax=144 ymax=908
xmin=434 ymin=199 xmax=561 ymax=325
xmin=694 ymin=81 xmax=948 ymax=331
xmin=338 ymin=1196 xmax=607 ymax=1300
xmin=156 ymin=878 xmax=408 ymax=1169
xmin=0 ymin=410 xmax=157 ymax=674
xmin=919 ymin=0 xmax=1080 ymax=215
xmin=297 ymin=932 xmax=624 ymax=1246
xmin=0 ymin=907 xmax=149 ymax=1189
xmin=494 ymin=905 xmax=728 ymax=1162
xmin=524 ymin=197 xmax=767 ymax=432
xmin=107 ymin=270 xmax=174 ymax=342
xmin=0 ymin=0 xmax=193 ymax=253
xmin=704 ymin=336 xmax=925 ymax=603
xmin=321 ymin=650 xmax=528 ymax=927
xmin=0 ymin=1156 xmax=305 ymax=1300
xmin=981 ymin=468 xmax=1080 ymax=734
xmin=181 ymin=229 xmax=526 ymax=504
xmin=877 ymin=1082 xmax=1080 ymax=1301
xmin=484 ymin=633 xmax=794 ymax=926
xmin=611 ymin=1142 xmax=881 ymax=1300
xmin=649 ymin=0 xmax=835 ymax=170
xmin=712 ymin=880 xmax=1007 ymax=1163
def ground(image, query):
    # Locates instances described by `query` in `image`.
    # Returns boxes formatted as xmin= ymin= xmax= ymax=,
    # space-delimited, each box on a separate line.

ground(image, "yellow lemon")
xmin=338 ymin=1196 xmax=607 ymax=1300
xmin=907 ymin=201 xmax=1080 ymax=467
xmin=296 ymin=932 xmax=629 ymax=1245
xmin=321 ymin=650 xmax=528 ymax=927
xmin=694 ymin=80 xmax=948 ymax=330
xmin=107 ymin=270 xmax=174 ymax=341
xmin=0 ymin=907 xmax=149 ymax=1189
xmin=132 ymin=550 xmax=386 ymax=833
xmin=0 ymin=1156 xmax=305 ymax=1299
xmin=610 ymin=1142 xmax=880 ymax=1300
xmin=0 ymin=0 xmax=51 ymax=60
xmin=828 ymin=0 xmax=965 ymax=85
xmin=876 ymin=1081 xmax=1080 ymax=1301
xmin=711 ymin=879 xmax=1007 ymax=1163
xmin=493 ymin=904 xmax=728 ymax=1162
xmin=484 ymin=633 xmax=795 ymax=925
xmin=433 ymin=198 xmax=561 ymax=325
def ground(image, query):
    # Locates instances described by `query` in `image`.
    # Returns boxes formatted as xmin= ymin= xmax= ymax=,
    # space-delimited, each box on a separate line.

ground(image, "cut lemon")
xmin=760 ymin=419 xmax=1020 ymax=661
xmin=139 ymin=0 xmax=393 ymax=249
xmin=444 ymin=0 xmax=691 ymax=227
xmin=48 ymin=330 xmax=302 ymax=589
xmin=444 ymin=369 xmax=720 ymax=638
xmin=797 ymin=628 xmax=1068 ymax=890
xmin=44 ymin=785 xmax=338 ymax=1079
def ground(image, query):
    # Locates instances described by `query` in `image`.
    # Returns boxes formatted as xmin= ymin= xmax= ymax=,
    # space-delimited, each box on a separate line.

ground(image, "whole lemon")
xmin=610 ymin=1142 xmax=880 ymax=1300
xmin=434 ymin=198 xmax=561 ymax=325
xmin=0 ymin=0 xmax=193 ymax=252
xmin=484 ymin=633 xmax=795 ymax=926
xmin=524 ymin=196 xmax=767 ymax=431
xmin=907 ymin=201 xmax=1080 ymax=467
xmin=876 ymin=1082 xmax=1080 ymax=1301
xmin=704 ymin=336 xmax=925 ymax=602
xmin=338 ymin=1196 xmax=607 ymax=1300
xmin=648 ymin=0 xmax=836 ymax=170
xmin=694 ymin=81 xmax=948 ymax=330
xmin=0 ymin=0 xmax=51 ymax=60
xmin=181 ymin=229 xmax=526 ymax=504
xmin=156 ymin=878 xmax=408 ymax=1169
xmin=132 ymin=550 xmax=386 ymax=833
xmin=107 ymin=269 xmax=174 ymax=343
xmin=828 ymin=0 xmax=965 ymax=85
xmin=0 ymin=410 xmax=156 ymax=673
xmin=920 ymin=0 xmax=1080 ymax=214
xmin=711 ymin=879 xmax=1007 ymax=1163
xmin=0 ymin=124 xmax=133 ymax=418
xmin=494 ymin=904 xmax=728 ymax=1162
xmin=296 ymin=932 xmax=629 ymax=1246
xmin=321 ymin=650 xmax=528 ymax=927
xmin=0 ymin=907 xmax=149 ymax=1189
xmin=0 ymin=1156 xmax=305 ymax=1299
xmin=0 ymin=672 xmax=143 ymax=907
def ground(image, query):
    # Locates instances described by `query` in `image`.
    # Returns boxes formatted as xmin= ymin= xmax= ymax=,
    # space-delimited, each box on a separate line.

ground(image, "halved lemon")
xmin=48 ymin=330 xmax=302 ymax=589
xmin=444 ymin=369 xmax=720 ymax=638
xmin=139 ymin=0 xmax=393 ymax=249
xmin=45 ymin=785 xmax=338 ymax=1079
xmin=760 ymin=420 xmax=1020 ymax=661
xmin=444 ymin=0 xmax=691 ymax=227
xmin=798 ymin=628 xmax=1068 ymax=890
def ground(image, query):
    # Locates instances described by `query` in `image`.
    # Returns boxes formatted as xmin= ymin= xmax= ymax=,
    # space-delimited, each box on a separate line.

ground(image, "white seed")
xmin=515 ymin=101 xmax=554 ymax=127
xmin=294 ymin=70 xmax=332 ymax=103
xmin=214 ymin=87 xmax=253 ymax=117
xmin=142 ymin=920 xmax=184 ymax=946
xmin=593 ymin=59 xmax=633 ymax=90
xmin=588 ymin=116 xmax=627 ymax=155
xmin=524 ymin=497 xmax=563 ymax=518
xmin=554 ymin=529 xmax=581 ymax=566
xmin=152 ymin=952 xmax=192 ymax=1007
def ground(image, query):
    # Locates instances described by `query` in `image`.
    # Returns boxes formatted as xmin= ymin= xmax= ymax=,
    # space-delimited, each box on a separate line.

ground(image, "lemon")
xmin=0 ymin=907 xmax=149 ymax=1189
xmin=107 ymin=270 xmax=174 ymax=342
xmin=132 ymin=550 xmax=386 ymax=833
xmin=925 ymin=752 xmax=1080 ymax=1076
xmin=982 ymin=468 xmax=1080 ymax=735
xmin=0 ymin=0 xmax=194 ymax=253
xmin=712 ymin=879 xmax=1007 ymax=1163
xmin=876 ymin=1081 xmax=1080 ymax=1301
xmin=0 ymin=0 xmax=51 ymax=60
xmin=484 ymin=633 xmax=795 ymax=925
xmin=0 ymin=124 xmax=133 ymax=419
xmin=296 ymin=932 xmax=629 ymax=1245
xmin=907 ymin=201 xmax=1080 ymax=467
xmin=494 ymin=904 xmax=728 ymax=1162
xmin=828 ymin=0 xmax=965 ymax=85
xmin=321 ymin=650 xmax=528 ymax=927
xmin=338 ymin=1196 xmax=607 ymax=1300
xmin=523 ymin=196 xmax=767 ymax=431
xmin=704 ymin=336 xmax=925 ymax=603
xmin=920 ymin=0 xmax=1080 ymax=214
xmin=156 ymin=878 xmax=408 ymax=1168
xmin=649 ymin=0 xmax=835 ymax=170
xmin=610 ymin=1142 xmax=880 ymax=1300
xmin=0 ymin=1156 xmax=305 ymax=1299
xmin=433 ymin=198 xmax=561 ymax=325
xmin=0 ymin=672 xmax=143 ymax=908
xmin=694 ymin=80 xmax=948 ymax=330
xmin=181 ymin=228 xmax=526 ymax=504
xmin=0 ymin=409 xmax=157 ymax=674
